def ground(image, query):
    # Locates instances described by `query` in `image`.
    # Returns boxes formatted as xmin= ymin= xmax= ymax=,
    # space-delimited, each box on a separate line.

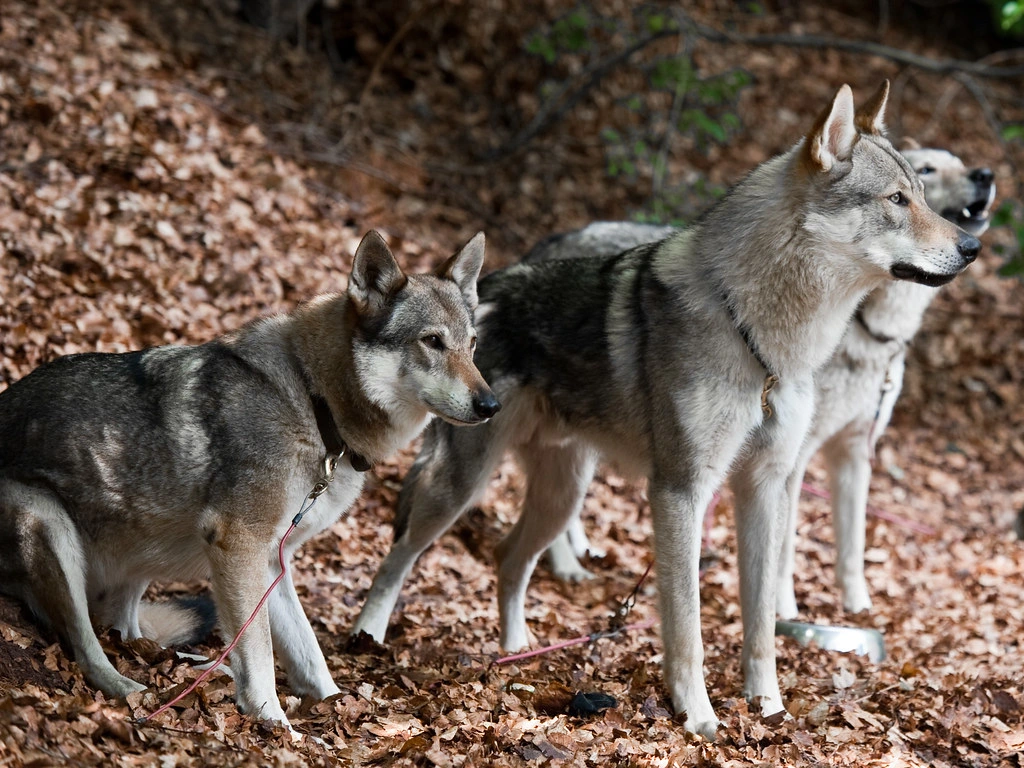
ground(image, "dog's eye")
xmin=470 ymin=337 xmax=477 ymax=352
xmin=917 ymin=166 xmax=935 ymax=175
xmin=888 ymin=191 xmax=909 ymax=206
xmin=422 ymin=334 xmax=445 ymax=350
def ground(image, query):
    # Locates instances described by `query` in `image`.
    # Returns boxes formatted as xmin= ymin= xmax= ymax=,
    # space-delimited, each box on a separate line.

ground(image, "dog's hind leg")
xmin=269 ymin=566 xmax=340 ymax=701
xmin=821 ymin=429 xmax=873 ymax=614
xmin=94 ymin=581 xmax=148 ymax=640
xmin=1 ymin=483 xmax=146 ymax=697
xmin=543 ymin=451 xmax=599 ymax=582
xmin=776 ymin=447 xmax=814 ymax=620
xmin=496 ymin=441 xmax=596 ymax=650
xmin=352 ymin=417 xmax=511 ymax=643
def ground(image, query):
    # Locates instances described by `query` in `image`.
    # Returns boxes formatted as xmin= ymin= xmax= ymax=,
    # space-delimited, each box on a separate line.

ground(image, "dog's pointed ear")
xmin=855 ymin=80 xmax=889 ymax=135
xmin=899 ymin=136 xmax=921 ymax=151
xmin=803 ymin=84 xmax=857 ymax=173
xmin=348 ymin=230 xmax=407 ymax=315
xmin=436 ymin=231 xmax=485 ymax=311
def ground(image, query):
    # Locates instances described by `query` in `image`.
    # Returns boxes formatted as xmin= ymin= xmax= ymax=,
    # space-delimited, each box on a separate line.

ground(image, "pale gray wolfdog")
xmin=0 ymin=231 xmax=498 ymax=727
xmin=528 ymin=144 xmax=995 ymax=619
xmin=351 ymin=83 xmax=980 ymax=738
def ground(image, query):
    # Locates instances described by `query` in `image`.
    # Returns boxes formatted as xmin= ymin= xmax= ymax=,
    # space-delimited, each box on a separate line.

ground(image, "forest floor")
xmin=1 ymin=0 xmax=1023 ymax=765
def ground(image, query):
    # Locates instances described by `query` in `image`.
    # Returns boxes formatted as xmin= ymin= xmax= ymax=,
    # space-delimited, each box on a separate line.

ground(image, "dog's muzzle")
xmin=942 ymin=167 xmax=996 ymax=236
xmin=472 ymin=391 xmax=501 ymax=420
xmin=890 ymin=232 xmax=980 ymax=287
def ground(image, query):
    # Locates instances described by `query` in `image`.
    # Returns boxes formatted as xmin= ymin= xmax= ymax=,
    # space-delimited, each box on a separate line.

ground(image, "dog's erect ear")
xmin=436 ymin=231 xmax=485 ymax=311
xmin=899 ymin=137 xmax=922 ymax=151
xmin=348 ymin=230 xmax=408 ymax=315
xmin=804 ymin=84 xmax=857 ymax=173
xmin=854 ymin=80 xmax=889 ymax=136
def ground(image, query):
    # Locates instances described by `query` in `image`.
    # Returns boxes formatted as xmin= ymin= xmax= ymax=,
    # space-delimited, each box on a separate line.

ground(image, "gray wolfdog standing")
xmin=351 ymin=83 xmax=980 ymax=738
xmin=0 ymin=231 xmax=498 ymax=727
xmin=526 ymin=145 xmax=996 ymax=619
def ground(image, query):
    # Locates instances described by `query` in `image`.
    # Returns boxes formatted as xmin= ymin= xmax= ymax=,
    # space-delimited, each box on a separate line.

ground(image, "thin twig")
xmin=653 ymin=13 xmax=693 ymax=197
xmin=340 ymin=0 xmax=442 ymax=149
xmin=486 ymin=27 xmax=677 ymax=161
xmin=691 ymin=22 xmax=1024 ymax=78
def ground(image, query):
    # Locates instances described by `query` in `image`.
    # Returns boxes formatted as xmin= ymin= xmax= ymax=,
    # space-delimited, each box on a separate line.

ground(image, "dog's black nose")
xmin=957 ymin=233 xmax=981 ymax=263
xmin=472 ymin=391 xmax=501 ymax=419
xmin=969 ymin=167 xmax=994 ymax=186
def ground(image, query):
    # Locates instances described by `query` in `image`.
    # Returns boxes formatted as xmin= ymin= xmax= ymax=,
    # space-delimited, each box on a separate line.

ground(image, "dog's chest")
xmin=279 ymin=466 xmax=365 ymax=550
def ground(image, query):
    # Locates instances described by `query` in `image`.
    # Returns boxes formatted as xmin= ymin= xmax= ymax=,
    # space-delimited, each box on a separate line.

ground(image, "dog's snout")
xmin=472 ymin=390 xmax=501 ymax=419
xmin=969 ymin=167 xmax=994 ymax=186
xmin=957 ymin=233 xmax=981 ymax=264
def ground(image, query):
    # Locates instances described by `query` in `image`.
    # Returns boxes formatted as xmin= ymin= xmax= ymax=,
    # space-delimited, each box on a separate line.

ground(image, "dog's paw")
xmin=551 ymin=563 xmax=596 ymax=583
xmin=744 ymin=689 xmax=786 ymax=722
xmin=237 ymin=694 xmax=289 ymax=728
xmin=95 ymin=668 xmax=147 ymax=699
xmin=113 ymin=677 xmax=149 ymax=698
xmin=672 ymin=691 xmax=720 ymax=740
xmin=499 ymin=623 xmax=535 ymax=654
xmin=842 ymin=587 xmax=872 ymax=615
xmin=775 ymin=590 xmax=799 ymax=620
xmin=687 ymin=716 xmax=721 ymax=740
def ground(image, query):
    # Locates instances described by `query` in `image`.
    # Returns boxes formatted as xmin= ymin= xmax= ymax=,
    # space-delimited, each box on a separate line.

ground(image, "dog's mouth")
xmin=942 ymin=186 xmax=996 ymax=235
xmin=434 ymin=412 xmax=487 ymax=427
xmin=890 ymin=263 xmax=960 ymax=287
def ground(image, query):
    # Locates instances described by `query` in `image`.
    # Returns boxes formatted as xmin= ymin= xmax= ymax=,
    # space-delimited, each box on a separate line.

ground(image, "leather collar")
xmin=854 ymin=308 xmax=905 ymax=346
xmin=310 ymin=393 xmax=372 ymax=472
xmin=721 ymin=291 xmax=778 ymax=379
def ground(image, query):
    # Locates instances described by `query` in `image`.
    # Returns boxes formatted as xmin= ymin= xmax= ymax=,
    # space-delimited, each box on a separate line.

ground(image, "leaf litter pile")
xmin=1 ymin=0 xmax=1023 ymax=765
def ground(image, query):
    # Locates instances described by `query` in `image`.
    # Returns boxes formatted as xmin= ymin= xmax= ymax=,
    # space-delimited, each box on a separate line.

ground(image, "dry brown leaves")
xmin=1 ymin=0 xmax=1023 ymax=766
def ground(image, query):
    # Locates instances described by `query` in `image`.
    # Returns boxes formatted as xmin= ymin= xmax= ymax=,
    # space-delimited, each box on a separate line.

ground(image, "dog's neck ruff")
xmin=721 ymin=292 xmax=780 ymax=418
xmin=854 ymin=308 xmax=907 ymax=346
xmin=310 ymin=393 xmax=373 ymax=472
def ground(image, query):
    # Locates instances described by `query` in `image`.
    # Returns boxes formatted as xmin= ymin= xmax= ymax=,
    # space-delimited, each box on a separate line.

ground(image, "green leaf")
xmin=600 ymin=127 xmax=621 ymax=143
xmin=1001 ymin=124 xmax=1024 ymax=142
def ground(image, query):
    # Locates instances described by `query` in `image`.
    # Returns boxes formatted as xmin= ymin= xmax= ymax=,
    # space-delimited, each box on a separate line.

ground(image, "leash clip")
xmin=761 ymin=373 xmax=779 ymax=419
xmin=308 ymin=453 xmax=341 ymax=501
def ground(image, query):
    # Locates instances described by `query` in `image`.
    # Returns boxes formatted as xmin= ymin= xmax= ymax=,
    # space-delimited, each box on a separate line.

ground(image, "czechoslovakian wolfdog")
xmin=526 ymin=144 xmax=996 ymax=619
xmin=352 ymin=83 xmax=980 ymax=737
xmin=0 ymin=232 xmax=498 ymax=726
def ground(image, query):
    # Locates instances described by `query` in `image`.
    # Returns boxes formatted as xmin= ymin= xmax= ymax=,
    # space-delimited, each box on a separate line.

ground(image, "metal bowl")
xmin=775 ymin=620 xmax=886 ymax=663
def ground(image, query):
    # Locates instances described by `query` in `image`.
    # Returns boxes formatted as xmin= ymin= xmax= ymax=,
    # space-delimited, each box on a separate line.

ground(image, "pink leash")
xmin=138 ymin=519 xmax=299 ymax=723
xmin=137 ymin=455 xmax=340 ymax=723
xmin=800 ymin=482 xmax=936 ymax=535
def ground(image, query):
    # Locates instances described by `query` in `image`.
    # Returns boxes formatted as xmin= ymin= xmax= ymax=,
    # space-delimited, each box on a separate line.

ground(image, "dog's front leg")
xmin=651 ymin=382 xmax=758 ymax=739
xmin=648 ymin=476 xmax=721 ymax=739
xmin=731 ymin=377 xmax=814 ymax=720
xmin=206 ymin=521 xmax=287 ymax=725
xmin=269 ymin=565 xmax=341 ymax=701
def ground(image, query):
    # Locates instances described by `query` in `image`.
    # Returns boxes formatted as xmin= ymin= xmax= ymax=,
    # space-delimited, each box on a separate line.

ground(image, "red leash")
xmin=139 ymin=519 xmax=299 ymax=723
xmin=492 ymin=492 xmax=721 ymax=667
xmin=137 ymin=455 xmax=340 ymax=723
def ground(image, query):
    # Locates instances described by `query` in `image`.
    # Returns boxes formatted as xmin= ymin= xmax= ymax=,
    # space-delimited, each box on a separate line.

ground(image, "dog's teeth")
xmin=962 ymin=207 xmax=972 ymax=219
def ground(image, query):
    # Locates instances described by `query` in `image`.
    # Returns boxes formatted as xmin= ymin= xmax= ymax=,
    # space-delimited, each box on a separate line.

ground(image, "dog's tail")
xmin=138 ymin=595 xmax=218 ymax=647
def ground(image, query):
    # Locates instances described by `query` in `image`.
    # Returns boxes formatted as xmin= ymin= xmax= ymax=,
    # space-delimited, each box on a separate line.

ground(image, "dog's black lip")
xmin=436 ymin=413 xmax=487 ymax=426
xmin=890 ymin=262 xmax=959 ymax=287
